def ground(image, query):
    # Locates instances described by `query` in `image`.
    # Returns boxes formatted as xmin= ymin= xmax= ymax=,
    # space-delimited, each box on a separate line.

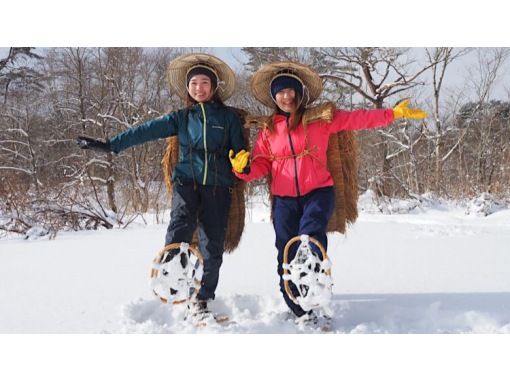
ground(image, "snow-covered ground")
xmin=2 ymin=193 xmax=510 ymax=379
xmin=1 ymin=193 xmax=510 ymax=334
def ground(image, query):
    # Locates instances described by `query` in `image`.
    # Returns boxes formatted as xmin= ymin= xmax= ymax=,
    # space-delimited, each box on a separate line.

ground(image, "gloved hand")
xmin=76 ymin=136 xmax=111 ymax=153
xmin=229 ymin=149 xmax=250 ymax=174
xmin=392 ymin=99 xmax=427 ymax=120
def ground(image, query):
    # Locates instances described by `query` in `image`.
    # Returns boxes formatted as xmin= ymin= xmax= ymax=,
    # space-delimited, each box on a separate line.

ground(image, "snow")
xmin=1 ymin=196 xmax=510 ymax=334
xmin=1 ymin=194 xmax=510 ymax=378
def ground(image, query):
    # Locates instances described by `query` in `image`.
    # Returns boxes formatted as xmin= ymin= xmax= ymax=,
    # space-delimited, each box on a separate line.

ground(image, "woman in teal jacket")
xmin=77 ymin=53 xmax=246 ymax=319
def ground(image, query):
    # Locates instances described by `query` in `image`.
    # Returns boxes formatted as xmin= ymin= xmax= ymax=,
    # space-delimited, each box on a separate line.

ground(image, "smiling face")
xmin=274 ymin=88 xmax=298 ymax=114
xmin=187 ymin=74 xmax=213 ymax=103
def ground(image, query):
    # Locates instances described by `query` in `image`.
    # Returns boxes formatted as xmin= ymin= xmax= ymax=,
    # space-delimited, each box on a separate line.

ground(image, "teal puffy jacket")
xmin=109 ymin=101 xmax=245 ymax=187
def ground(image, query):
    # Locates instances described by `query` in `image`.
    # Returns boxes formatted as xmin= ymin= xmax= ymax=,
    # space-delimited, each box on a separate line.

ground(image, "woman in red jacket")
xmin=230 ymin=61 xmax=426 ymax=325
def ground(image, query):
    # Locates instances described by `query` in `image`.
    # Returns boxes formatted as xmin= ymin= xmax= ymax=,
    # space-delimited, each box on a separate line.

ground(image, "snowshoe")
xmin=150 ymin=242 xmax=204 ymax=304
xmin=282 ymin=235 xmax=333 ymax=313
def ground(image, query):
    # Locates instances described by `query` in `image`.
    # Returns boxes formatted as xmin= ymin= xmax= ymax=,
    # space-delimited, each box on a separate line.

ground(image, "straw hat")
xmin=166 ymin=53 xmax=236 ymax=101
xmin=250 ymin=61 xmax=323 ymax=108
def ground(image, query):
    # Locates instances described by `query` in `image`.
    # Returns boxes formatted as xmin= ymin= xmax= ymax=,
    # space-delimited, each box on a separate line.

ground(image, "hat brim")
xmin=250 ymin=61 xmax=323 ymax=108
xmin=167 ymin=53 xmax=236 ymax=101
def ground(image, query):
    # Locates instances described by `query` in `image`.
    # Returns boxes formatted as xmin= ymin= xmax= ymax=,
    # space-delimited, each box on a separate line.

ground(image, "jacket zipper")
xmin=199 ymin=102 xmax=208 ymax=185
xmin=286 ymin=116 xmax=301 ymax=197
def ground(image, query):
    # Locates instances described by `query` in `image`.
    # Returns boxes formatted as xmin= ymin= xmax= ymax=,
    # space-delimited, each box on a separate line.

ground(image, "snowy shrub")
xmin=24 ymin=226 xmax=50 ymax=240
xmin=465 ymin=192 xmax=507 ymax=217
xmin=359 ymin=190 xmax=425 ymax=214
xmin=358 ymin=191 xmax=453 ymax=215
xmin=358 ymin=190 xmax=379 ymax=213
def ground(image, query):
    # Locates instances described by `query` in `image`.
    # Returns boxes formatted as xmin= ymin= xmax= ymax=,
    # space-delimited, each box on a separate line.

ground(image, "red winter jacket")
xmin=235 ymin=109 xmax=395 ymax=197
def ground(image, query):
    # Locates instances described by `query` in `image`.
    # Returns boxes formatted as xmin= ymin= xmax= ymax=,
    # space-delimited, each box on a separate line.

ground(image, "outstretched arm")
xmin=329 ymin=108 xmax=394 ymax=133
xmin=328 ymin=99 xmax=427 ymax=133
xmin=107 ymin=113 xmax=180 ymax=153
xmin=77 ymin=112 xmax=181 ymax=154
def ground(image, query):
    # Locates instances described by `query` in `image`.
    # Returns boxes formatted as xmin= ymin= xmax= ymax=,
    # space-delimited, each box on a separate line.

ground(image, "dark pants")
xmin=165 ymin=183 xmax=231 ymax=301
xmin=272 ymin=186 xmax=335 ymax=317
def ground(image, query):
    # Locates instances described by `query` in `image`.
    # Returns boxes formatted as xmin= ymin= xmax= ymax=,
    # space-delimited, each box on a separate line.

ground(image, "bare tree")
xmin=314 ymin=48 xmax=437 ymax=108
xmin=312 ymin=48 xmax=446 ymax=196
xmin=0 ymin=47 xmax=42 ymax=103
xmin=82 ymin=47 xmax=185 ymax=214
xmin=242 ymin=47 xmax=312 ymax=72
xmin=2 ymin=47 xmax=509 ymax=238
xmin=0 ymin=47 xmax=185 ymax=237
xmin=0 ymin=49 xmax=45 ymax=193
xmin=425 ymin=47 xmax=472 ymax=194
xmin=0 ymin=98 xmax=44 ymax=192
xmin=464 ymin=48 xmax=510 ymax=194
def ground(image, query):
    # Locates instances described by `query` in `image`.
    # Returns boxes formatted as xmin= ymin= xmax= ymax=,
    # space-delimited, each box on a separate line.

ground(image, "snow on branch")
xmin=96 ymin=113 xmax=131 ymax=128
xmin=0 ymin=166 xmax=34 ymax=175
xmin=81 ymin=118 xmax=104 ymax=127
xmin=0 ymin=147 xmax=31 ymax=161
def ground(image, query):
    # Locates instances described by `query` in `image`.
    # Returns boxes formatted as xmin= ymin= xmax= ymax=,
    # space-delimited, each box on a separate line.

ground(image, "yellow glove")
xmin=229 ymin=149 xmax=251 ymax=173
xmin=393 ymin=99 xmax=428 ymax=120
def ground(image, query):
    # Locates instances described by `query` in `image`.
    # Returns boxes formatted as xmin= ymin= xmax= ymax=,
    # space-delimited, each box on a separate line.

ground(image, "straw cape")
xmin=300 ymin=102 xmax=359 ymax=233
xmin=248 ymin=60 xmax=359 ymax=233
xmin=161 ymin=107 xmax=250 ymax=253
xmin=245 ymin=102 xmax=359 ymax=234
xmin=162 ymin=53 xmax=248 ymax=253
xmin=250 ymin=61 xmax=323 ymax=108
xmin=166 ymin=53 xmax=236 ymax=101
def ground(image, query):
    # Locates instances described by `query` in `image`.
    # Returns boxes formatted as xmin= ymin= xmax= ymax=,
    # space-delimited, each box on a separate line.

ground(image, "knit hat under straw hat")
xmin=251 ymin=61 xmax=323 ymax=108
xmin=166 ymin=53 xmax=236 ymax=101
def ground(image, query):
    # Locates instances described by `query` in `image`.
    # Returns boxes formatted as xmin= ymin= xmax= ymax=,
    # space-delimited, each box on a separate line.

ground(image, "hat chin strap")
xmin=214 ymin=80 xmax=225 ymax=96
xmin=302 ymin=85 xmax=311 ymax=108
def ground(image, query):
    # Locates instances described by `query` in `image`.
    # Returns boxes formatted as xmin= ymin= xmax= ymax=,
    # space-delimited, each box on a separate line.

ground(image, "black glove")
xmin=76 ymin=136 xmax=111 ymax=153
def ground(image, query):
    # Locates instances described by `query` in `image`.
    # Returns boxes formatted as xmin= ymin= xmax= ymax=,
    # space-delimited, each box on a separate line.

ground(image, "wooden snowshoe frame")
xmin=150 ymin=242 xmax=204 ymax=304
xmin=282 ymin=235 xmax=331 ymax=305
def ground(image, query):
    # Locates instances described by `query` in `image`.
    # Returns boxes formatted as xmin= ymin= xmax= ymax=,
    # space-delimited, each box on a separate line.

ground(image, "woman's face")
xmin=188 ymin=74 xmax=213 ymax=102
xmin=274 ymin=88 xmax=297 ymax=114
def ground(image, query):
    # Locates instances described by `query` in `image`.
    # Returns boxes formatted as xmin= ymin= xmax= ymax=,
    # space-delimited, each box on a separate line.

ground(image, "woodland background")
xmin=1 ymin=47 xmax=509 ymax=238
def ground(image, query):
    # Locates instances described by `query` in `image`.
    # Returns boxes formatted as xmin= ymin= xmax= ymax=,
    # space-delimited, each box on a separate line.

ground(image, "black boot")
xmin=187 ymin=300 xmax=211 ymax=321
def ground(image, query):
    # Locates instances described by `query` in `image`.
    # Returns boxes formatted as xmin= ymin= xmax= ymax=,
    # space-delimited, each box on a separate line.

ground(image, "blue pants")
xmin=272 ymin=186 xmax=335 ymax=317
xmin=165 ymin=183 xmax=231 ymax=301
